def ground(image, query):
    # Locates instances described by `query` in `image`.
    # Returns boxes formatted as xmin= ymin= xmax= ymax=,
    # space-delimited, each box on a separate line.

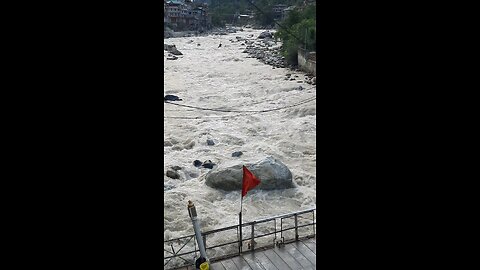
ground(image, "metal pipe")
xmin=187 ymin=200 xmax=207 ymax=260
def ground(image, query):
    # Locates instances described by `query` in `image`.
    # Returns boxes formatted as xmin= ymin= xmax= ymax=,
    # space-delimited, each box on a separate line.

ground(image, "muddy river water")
xmin=164 ymin=29 xmax=316 ymax=251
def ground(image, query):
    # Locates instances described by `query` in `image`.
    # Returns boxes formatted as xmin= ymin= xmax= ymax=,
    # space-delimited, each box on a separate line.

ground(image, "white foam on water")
xmin=164 ymin=29 xmax=316 ymax=245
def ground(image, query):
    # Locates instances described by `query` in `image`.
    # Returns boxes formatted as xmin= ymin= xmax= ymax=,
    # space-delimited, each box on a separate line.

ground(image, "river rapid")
xmin=164 ymin=29 xmax=316 ymax=247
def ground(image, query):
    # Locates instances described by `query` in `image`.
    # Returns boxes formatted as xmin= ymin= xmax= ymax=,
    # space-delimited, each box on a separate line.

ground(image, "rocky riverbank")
xmin=232 ymin=31 xmax=317 ymax=85
xmin=232 ymin=31 xmax=286 ymax=69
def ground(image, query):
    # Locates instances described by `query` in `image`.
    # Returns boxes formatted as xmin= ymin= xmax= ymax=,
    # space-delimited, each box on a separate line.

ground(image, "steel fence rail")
xmin=163 ymin=208 xmax=316 ymax=269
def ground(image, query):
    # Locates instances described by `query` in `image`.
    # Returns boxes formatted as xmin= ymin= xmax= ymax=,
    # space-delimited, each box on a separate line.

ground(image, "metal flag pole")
xmin=239 ymin=191 xmax=243 ymax=254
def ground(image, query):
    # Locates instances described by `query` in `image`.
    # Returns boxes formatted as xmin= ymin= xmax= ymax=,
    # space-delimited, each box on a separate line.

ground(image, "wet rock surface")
xmin=258 ymin=31 xmax=273 ymax=39
xmin=166 ymin=170 xmax=180 ymax=179
xmin=205 ymin=156 xmax=294 ymax=191
xmin=232 ymin=151 xmax=243 ymax=157
xmin=206 ymin=139 xmax=215 ymax=146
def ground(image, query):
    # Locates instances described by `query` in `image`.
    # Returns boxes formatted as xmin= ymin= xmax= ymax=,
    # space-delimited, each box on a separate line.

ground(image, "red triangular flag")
xmin=242 ymin=165 xmax=261 ymax=197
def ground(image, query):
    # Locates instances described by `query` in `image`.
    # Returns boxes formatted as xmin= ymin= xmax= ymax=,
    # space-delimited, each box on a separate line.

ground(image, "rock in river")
xmin=258 ymin=31 xmax=273 ymax=39
xmin=232 ymin=151 xmax=243 ymax=157
xmin=164 ymin=44 xmax=183 ymax=55
xmin=205 ymin=156 xmax=294 ymax=191
xmin=166 ymin=170 xmax=180 ymax=179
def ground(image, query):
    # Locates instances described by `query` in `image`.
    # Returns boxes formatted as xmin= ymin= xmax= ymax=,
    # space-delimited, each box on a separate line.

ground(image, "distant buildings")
xmin=282 ymin=6 xmax=296 ymax=20
xmin=164 ymin=0 xmax=211 ymax=31
xmin=193 ymin=0 xmax=210 ymax=5
xmin=272 ymin=4 xmax=287 ymax=20
xmin=272 ymin=4 xmax=296 ymax=21
xmin=273 ymin=0 xmax=316 ymax=21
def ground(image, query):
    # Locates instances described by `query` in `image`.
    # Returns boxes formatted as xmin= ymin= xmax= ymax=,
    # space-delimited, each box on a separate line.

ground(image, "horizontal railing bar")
xmin=164 ymin=249 xmax=198 ymax=259
xmin=164 ymin=209 xmax=316 ymax=243
xmin=200 ymin=223 xmax=315 ymax=250
xmin=205 ymin=241 xmax=242 ymax=250
xmin=164 ymin=223 xmax=317 ymax=253
xmin=172 ymin=209 xmax=316 ymax=240
xmin=279 ymin=225 xmax=296 ymax=231
xmin=254 ymin=208 xmax=315 ymax=223
xmin=202 ymin=224 xmax=239 ymax=235
xmin=297 ymin=222 xmax=316 ymax=229
xmin=164 ymin=234 xmax=196 ymax=243
xmin=165 ymin=225 xmax=316 ymax=251
xmin=245 ymin=215 xmax=312 ymax=228
xmin=254 ymin=231 xmax=277 ymax=238
xmin=244 ymin=223 xmax=316 ymax=240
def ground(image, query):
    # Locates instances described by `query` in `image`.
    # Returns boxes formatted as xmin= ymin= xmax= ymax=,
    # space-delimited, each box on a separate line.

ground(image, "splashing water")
xmin=164 ymin=29 xmax=316 ymax=247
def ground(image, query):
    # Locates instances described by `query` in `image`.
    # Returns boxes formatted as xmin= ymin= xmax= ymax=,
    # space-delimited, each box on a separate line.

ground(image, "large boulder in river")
xmin=205 ymin=156 xmax=294 ymax=191
xmin=164 ymin=44 xmax=183 ymax=55
xmin=258 ymin=31 xmax=273 ymax=39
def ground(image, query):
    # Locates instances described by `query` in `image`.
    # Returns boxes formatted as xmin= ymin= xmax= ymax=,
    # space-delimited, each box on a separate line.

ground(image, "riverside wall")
xmin=298 ymin=48 xmax=316 ymax=76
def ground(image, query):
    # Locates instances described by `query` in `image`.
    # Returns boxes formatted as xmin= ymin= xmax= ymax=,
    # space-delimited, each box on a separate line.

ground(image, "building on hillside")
xmin=164 ymin=1 xmax=182 ymax=28
xmin=194 ymin=0 xmax=210 ymax=4
xmin=282 ymin=6 xmax=296 ymax=20
xmin=272 ymin=4 xmax=287 ymax=20
xmin=164 ymin=0 xmax=210 ymax=30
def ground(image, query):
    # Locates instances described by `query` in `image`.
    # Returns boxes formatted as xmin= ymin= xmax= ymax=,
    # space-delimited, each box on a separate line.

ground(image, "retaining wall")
xmin=298 ymin=48 xmax=316 ymax=76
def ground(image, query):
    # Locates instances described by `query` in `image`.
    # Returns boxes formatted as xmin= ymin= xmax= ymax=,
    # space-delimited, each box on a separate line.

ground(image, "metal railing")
xmin=163 ymin=208 xmax=316 ymax=269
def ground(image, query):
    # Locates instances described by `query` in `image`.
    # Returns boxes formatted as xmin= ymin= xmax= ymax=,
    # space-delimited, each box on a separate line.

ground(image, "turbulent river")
xmin=164 ymin=29 xmax=316 ymax=249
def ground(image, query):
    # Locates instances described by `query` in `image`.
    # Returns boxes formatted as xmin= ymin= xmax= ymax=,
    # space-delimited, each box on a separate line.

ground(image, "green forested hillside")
xmin=275 ymin=3 xmax=316 ymax=65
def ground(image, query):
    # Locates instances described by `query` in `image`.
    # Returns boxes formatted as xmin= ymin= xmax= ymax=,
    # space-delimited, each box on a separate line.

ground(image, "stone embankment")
xmin=234 ymin=31 xmax=286 ymax=69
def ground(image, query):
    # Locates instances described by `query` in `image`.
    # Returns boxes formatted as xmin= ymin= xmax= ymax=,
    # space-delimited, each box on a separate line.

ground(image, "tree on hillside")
xmin=275 ymin=4 xmax=316 ymax=66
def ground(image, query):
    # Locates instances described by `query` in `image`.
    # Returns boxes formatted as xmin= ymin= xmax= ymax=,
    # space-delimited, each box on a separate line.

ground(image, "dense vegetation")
xmin=275 ymin=4 xmax=316 ymax=65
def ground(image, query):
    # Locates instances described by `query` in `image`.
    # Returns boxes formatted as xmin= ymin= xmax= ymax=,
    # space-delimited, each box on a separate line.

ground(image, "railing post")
xmin=294 ymin=214 xmax=299 ymax=241
xmin=274 ymin=219 xmax=277 ymax=243
xmin=239 ymin=212 xmax=242 ymax=254
xmin=251 ymin=222 xmax=255 ymax=251
xmin=280 ymin=218 xmax=283 ymax=243
xmin=312 ymin=210 xmax=315 ymax=236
